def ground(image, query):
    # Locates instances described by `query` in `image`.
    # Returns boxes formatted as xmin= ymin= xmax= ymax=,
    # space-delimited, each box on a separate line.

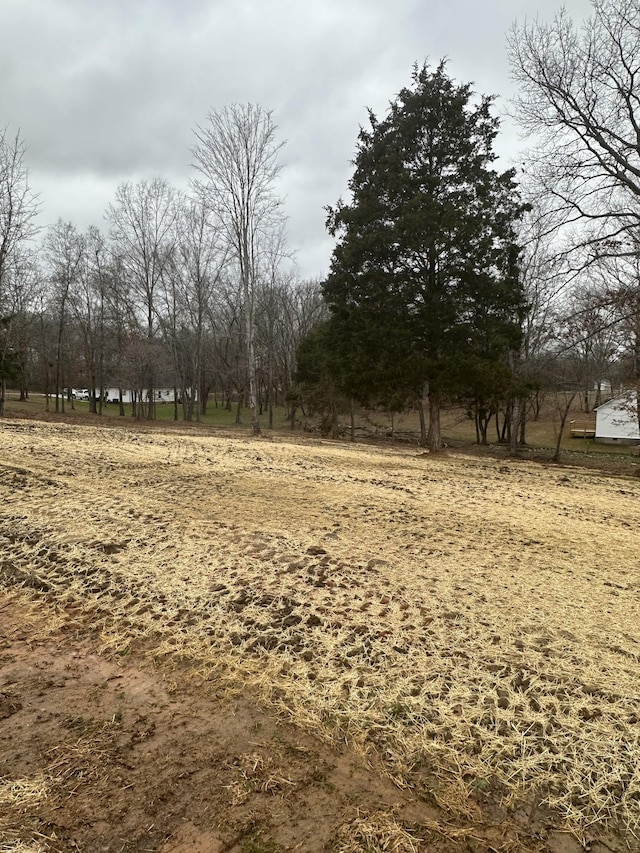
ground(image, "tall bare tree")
xmin=254 ymin=224 xmax=290 ymax=428
xmin=0 ymin=127 xmax=40 ymax=413
xmin=159 ymin=197 xmax=228 ymax=421
xmin=69 ymin=226 xmax=111 ymax=413
xmin=192 ymin=103 xmax=286 ymax=435
xmin=44 ymin=220 xmax=85 ymax=413
xmin=0 ymin=127 xmax=39 ymax=293
xmin=106 ymin=178 xmax=178 ymax=419
xmin=507 ymin=201 xmax=571 ymax=455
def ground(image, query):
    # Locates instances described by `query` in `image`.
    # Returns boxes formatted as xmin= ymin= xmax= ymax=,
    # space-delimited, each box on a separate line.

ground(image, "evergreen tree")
xmin=324 ymin=62 xmax=527 ymax=450
xmin=294 ymin=320 xmax=348 ymax=438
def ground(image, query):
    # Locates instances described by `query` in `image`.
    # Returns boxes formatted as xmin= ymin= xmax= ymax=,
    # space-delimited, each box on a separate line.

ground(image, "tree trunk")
xmin=500 ymin=410 xmax=509 ymax=443
xmin=242 ymin=265 xmax=261 ymax=436
xmin=427 ymin=387 xmax=442 ymax=451
xmin=147 ymin=380 xmax=155 ymax=420
xmin=552 ymin=392 xmax=577 ymax=463
xmin=89 ymin=377 xmax=97 ymax=414
xmin=247 ymin=345 xmax=260 ymax=435
xmin=519 ymin=399 xmax=527 ymax=445
xmin=480 ymin=414 xmax=490 ymax=445
xmin=266 ymin=350 xmax=274 ymax=429
xmin=510 ymin=397 xmax=520 ymax=457
xmin=634 ymin=296 xmax=640 ymax=434
xmin=475 ymin=406 xmax=491 ymax=445
xmin=418 ymin=398 xmax=427 ymax=446
xmin=331 ymin=404 xmax=339 ymax=439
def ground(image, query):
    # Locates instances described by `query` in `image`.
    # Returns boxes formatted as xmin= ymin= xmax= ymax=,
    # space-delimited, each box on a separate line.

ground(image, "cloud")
xmin=1 ymin=0 xmax=594 ymax=277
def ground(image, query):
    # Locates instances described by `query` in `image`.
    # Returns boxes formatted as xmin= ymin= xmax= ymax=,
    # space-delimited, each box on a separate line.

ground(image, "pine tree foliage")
xmin=323 ymin=62 xmax=527 ymax=449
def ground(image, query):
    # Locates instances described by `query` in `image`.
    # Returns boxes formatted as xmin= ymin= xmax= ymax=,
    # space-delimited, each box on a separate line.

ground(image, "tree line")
xmin=1 ymin=0 xmax=639 ymax=452
xmin=0 ymin=108 xmax=325 ymax=430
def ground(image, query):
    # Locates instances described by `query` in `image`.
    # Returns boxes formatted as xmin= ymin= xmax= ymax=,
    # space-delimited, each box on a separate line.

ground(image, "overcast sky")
xmin=2 ymin=0 xmax=593 ymax=279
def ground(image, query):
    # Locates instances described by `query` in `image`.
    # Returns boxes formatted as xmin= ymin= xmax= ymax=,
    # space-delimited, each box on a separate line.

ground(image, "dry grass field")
xmin=1 ymin=416 xmax=640 ymax=852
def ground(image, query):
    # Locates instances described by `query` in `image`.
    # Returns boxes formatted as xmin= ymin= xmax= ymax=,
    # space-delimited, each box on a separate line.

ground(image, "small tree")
xmin=295 ymin=320 xmax=351 ymax=438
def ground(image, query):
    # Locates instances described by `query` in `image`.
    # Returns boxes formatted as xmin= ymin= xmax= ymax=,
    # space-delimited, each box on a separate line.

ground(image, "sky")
xmin=1 ymin=0 xmax=594 ymax=280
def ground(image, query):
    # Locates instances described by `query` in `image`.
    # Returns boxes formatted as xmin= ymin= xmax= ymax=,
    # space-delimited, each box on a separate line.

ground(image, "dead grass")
xmin=0 ymin=703 xmax=120 ymax=851
xmin=333 ymin=810 xmax=421 ymax=852
xmin=0 ymin=846 xmax=47 ymax=853
xmin=1 ymin=418 xmax=640 ymax=842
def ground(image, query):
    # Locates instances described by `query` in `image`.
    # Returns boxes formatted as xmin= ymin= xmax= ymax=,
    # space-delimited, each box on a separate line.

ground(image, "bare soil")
xmin=1 ymin=589 xmax=451 ymax=853
xmin=1 ymin=416 xmax=639 ymax=852
xmin=0 ymin=591 xmax=593 ymax=853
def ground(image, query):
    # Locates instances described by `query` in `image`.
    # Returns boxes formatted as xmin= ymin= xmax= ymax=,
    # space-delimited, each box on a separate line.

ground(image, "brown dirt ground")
xmin=1 ymin=415 xmax=639 ymax=852
xmin=1 ymin=589 xmax=431 ymax=853
xmin=0 ymin=590 xmax=587 ymax=853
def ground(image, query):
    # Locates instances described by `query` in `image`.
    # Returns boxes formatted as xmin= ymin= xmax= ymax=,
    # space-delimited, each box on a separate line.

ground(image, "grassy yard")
xmin=4 ymin=390 xmax=639 ymax=469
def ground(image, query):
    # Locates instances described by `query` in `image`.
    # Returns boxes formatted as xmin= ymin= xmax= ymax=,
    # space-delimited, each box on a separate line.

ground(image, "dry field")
xmin=1 ymin=418 xmax=640 ymax=851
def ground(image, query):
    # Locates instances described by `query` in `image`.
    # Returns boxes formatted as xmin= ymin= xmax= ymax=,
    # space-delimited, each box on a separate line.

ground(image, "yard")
xmin=1 ymin=414 xmax=639 ymax=852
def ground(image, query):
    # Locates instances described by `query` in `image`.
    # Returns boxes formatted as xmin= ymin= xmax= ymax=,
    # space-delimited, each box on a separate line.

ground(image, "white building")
xmin=105 ymin=388 xmax=195 ymax=405
xmin=594 ymin=393 xmax=640 ymax=444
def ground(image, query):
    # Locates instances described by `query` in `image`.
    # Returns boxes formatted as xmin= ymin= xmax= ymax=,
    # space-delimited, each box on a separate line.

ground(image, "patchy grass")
xmin=1 ymin=417 xmax=640 ymax=844
xmin=7 ymin=390 xmax=639 ymax=473
xmin=4 ymin=393 xmax=291 ymax=430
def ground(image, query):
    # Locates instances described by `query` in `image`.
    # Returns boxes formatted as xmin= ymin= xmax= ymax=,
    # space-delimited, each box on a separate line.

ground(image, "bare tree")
xmin=68 ymin=226 xmax=112 ymax=413
xmin=213 ymin=273 xmax=247 ymax=422
xmin=106 ymin=178 xmax=178 ymax=419
xmin=271 ymin=277 xmax=326 ymax=429
xmin=0 ymin=127 xmax=40 ymax=294
xmin=508 ymin=0 xmax=640 ymax=261
xmin=508 ymin=202 xmax=573 ymax=455
xmin=0 ymin=127 xmax=40 ymax=412
xmin=591 ymin=243 xmax=640 ymax=428
xmin=44 ymin=221 xmax=86 ymax=413
xmin=0 ymin=249 xmax=42 ymax=408
xmin=103 ymin=252 xmax=136 ymax=416
xmin=159 ymin=196 xmax=229 ymax=421
xmin=192 ymin=103 xmax=286 ymax=436
xmin=254 ymin=223 xmax=290 ymax=428
xmin=562 ymin=282 xmax=621 ymax=411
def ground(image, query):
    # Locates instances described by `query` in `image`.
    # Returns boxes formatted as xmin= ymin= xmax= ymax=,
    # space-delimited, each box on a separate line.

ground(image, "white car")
xmin=73 ymin=389 xmax=90 ymax=401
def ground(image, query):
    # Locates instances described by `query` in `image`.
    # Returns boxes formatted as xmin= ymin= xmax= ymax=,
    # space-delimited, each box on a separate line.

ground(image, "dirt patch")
xmin=0 ymin=589 xmax=567 ymax=853
xmin=0 ymin=591 xmax=436 ymax=852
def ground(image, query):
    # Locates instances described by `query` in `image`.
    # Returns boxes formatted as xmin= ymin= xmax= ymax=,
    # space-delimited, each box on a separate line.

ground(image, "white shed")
xmin=595 ymin=393 xmax=640 ymax=444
